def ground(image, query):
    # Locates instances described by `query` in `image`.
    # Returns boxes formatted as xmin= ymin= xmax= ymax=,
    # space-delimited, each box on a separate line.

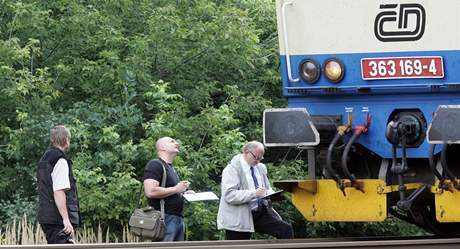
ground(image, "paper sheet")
xmin=183 ymin=191 xmax=219 ymax=202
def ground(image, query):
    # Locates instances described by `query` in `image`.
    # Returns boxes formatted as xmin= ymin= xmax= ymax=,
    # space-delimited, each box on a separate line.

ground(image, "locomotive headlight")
xmin=299 ymin=59 xmax=320 ymax=83
xmin=324 ymin=58 xmax=345 ymax=82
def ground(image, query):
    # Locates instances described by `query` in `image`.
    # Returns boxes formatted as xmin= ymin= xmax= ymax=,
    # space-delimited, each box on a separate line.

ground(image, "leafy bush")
xmin=0 ymin=195 xmax=37 ymax=227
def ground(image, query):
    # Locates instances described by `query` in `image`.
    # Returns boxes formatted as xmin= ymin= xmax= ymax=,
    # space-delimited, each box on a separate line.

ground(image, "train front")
xmin=264 ymin=0 xmax=460 ymax=235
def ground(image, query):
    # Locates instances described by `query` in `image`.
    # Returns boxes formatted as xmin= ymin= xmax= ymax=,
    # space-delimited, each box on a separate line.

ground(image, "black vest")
xmin=37 ymin=147 xmax=80 ymax=225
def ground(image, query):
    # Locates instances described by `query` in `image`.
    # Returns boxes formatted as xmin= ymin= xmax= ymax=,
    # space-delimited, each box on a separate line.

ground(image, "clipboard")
xmin=262 ymin=190 xmax=284 ymax=200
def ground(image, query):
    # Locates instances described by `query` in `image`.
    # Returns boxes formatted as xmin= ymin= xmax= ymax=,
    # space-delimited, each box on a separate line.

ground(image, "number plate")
xmin=361 ymin=56 xmax=444 ymax=80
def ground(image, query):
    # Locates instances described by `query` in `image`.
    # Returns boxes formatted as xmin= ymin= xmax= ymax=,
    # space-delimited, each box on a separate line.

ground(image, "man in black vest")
xmin=37 ymin=125 xmax=80 ymax=244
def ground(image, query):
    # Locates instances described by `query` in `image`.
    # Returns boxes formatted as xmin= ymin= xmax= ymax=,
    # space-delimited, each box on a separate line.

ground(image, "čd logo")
xmin=374 ymin=3 xmax=425 ymax=42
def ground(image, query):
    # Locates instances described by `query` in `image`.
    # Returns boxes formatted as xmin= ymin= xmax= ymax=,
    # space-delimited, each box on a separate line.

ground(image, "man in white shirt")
xmin=37 ymin=125 xmax=80 ymax=244
xmin=217 ymin=141 xmax=293 ymax=240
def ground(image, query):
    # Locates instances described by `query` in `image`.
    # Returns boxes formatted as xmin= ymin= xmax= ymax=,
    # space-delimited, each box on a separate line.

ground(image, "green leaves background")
xmin=0 ymin=0 xmax=281 ymax=239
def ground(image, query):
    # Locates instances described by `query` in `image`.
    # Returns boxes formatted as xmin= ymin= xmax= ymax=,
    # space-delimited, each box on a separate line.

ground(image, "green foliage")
xmin=0 ymin=194 xmax=37 ymax=227
xmin=0 ymin=0 xmax=276 ymax=237
xmin=185 ymin=202 xmax=221 ymax=240
xmin=302 ymin=218 xmax=426 ymax=238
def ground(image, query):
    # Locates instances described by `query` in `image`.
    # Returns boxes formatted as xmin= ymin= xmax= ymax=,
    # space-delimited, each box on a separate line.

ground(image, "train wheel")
xmin=411 ymin=203 xmax=460 ymax=236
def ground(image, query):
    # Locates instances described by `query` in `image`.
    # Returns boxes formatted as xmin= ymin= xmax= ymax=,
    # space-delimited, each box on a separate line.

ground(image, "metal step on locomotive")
xmin=264 ymin=0 xmax=460 ymax=235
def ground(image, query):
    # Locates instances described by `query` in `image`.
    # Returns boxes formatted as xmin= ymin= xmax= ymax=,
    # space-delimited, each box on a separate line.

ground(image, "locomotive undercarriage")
xmin=315 ymin=142 xmax=460 ymax=235
xmin=266 ymin=108 xmax=460 ymax=236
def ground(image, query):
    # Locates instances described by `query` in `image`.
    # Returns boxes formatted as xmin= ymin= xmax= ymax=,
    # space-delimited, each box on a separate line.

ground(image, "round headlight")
xmin=324 ymin=58 xmax=345 ymax=83
xmin=299 ymin=59 xmax=320 ymax=83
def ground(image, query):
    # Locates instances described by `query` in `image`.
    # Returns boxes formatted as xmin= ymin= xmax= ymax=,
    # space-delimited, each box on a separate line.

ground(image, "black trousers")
xmin=41 ymin=224 xmax=74 ymax=244
xmin=225 ymin=207 xmax=294 ymax=240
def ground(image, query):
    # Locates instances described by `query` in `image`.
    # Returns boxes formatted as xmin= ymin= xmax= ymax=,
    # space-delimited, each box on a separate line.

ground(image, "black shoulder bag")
xmin=129 ymin=161 xmax=167 ymax=240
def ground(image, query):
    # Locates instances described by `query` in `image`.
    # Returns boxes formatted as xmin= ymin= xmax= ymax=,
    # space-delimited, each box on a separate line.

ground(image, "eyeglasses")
xmin=248 ymin=150 xmax=264 ymax=161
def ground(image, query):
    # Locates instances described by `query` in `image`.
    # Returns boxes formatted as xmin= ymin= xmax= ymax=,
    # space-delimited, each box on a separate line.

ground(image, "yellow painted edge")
xmin=380 ymin=183 xmax=423 ymax=194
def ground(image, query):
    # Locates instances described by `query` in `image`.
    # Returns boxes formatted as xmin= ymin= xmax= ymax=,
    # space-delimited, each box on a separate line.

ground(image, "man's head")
xmin=242 ymin=141 xmax=265 ymax=166
xmin=50 ymin=125 xmax=71 ymax=151
xmin=156 ymin=137 xmax=180 ymax=158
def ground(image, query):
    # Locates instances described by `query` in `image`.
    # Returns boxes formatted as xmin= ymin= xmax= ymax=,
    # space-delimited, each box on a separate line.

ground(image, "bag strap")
xmin=135 ymin=185 xmax=143 ymax=209
xmin=136 ymin=159 xmax=168 ymax=220
xmin=158 ymin=160 xmax=167 ymax=220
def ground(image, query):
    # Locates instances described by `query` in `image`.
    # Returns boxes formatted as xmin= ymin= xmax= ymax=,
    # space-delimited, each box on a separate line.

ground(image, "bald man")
xmin=143 ymin=137 xmax=192 ymax=241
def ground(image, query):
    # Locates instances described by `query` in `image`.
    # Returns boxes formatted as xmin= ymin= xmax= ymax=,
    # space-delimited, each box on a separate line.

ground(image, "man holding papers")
xmin=217 ymin=141 xmax=293 ymax=240
xmin=143 ymin=137 xmax=193 ymax=241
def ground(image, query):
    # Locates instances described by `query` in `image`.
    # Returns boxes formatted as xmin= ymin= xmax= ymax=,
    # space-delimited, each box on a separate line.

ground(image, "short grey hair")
xmin=242 ymin=141 xmax=264 ymax=152
xmin=50 ymin=125 xmax=70 ymax=147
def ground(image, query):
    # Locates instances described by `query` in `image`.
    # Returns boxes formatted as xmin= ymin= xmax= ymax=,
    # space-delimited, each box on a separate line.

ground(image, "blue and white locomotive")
xmin=264 ymin=0 xmax=460 ymax=235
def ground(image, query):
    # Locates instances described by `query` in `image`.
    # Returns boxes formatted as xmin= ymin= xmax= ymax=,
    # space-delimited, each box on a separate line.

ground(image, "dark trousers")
xmin=225 ymin=207 xmax=294 ymax=240
xmin=41 ymin=224 xmax=74 ymax=244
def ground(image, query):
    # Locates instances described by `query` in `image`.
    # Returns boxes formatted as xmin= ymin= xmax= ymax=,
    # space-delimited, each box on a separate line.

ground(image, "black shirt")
xmin=142 ymin=159 xmax=184 ymax=216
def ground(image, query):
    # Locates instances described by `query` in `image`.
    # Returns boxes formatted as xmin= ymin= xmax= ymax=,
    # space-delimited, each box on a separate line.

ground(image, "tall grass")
xmin=0 ymin=215 xmax=139 ymax=245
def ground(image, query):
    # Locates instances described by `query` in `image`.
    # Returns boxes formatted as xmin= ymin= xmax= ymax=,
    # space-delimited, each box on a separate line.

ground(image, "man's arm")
xmin=259 ymin=164 xmax=274 ymax=192
xmin=54 ymin=190 xmax=74 ymax=235
xmin=221 ymin=166 xmax=258 ymax=205
xmin=144 ymin=179 xmax=188 ymax=199
xmin=51 ymin=158 xmax=73 ymax=234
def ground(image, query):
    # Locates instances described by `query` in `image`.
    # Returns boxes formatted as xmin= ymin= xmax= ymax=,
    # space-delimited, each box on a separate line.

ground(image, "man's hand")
xmin=54 ymin=190 xmax=74 ymax=235
xmin=255 ymin=187 xmax=266 ymax=197
xmin=175 ymin=181 xmax=189 ymax=193
xmin=62 ymin=217 xmax=74 ymax=235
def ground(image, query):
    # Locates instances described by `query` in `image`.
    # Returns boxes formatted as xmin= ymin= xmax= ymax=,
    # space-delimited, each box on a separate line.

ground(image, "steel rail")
xmin=1 ymin=237 xmax=460 ymax=249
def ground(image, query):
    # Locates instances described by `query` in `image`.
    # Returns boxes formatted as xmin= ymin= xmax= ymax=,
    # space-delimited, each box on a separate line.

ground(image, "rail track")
xmin=1 ymin=236 xmax=460 ymax=249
